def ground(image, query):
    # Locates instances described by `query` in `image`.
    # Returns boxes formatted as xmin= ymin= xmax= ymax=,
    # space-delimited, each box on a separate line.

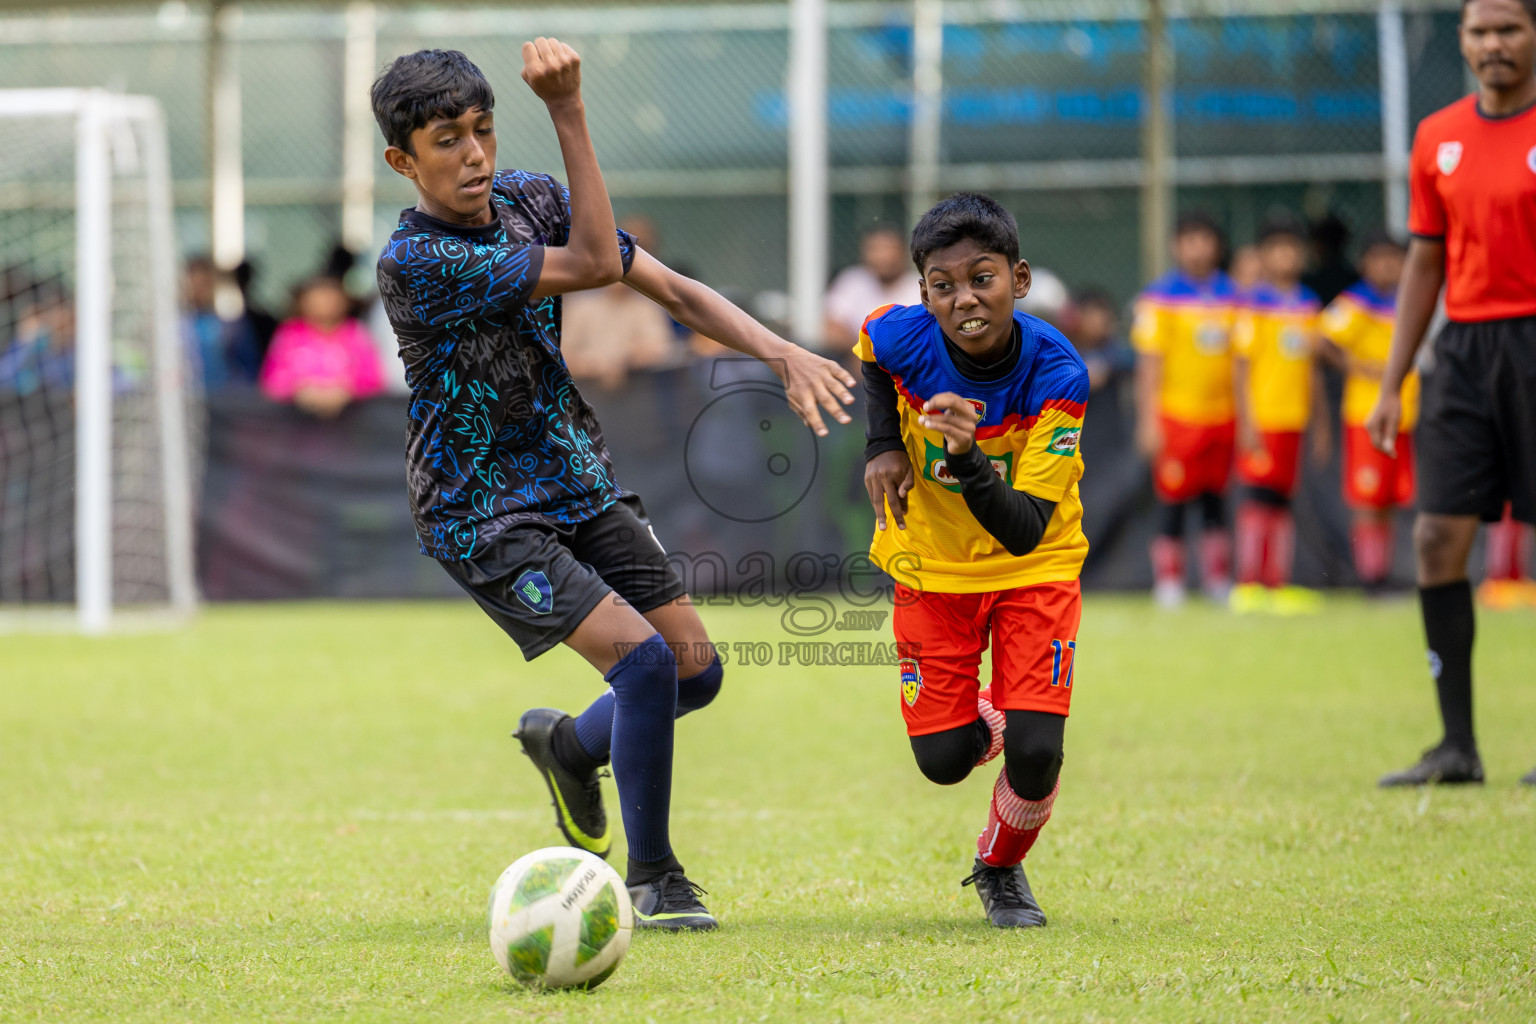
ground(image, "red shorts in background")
xmin=1343 ymin=425 xmax=1415 ymax=509
xmin=892 ymin=579 xmax=1081 ymax=736
xmin=1238 ymin=429 xmax=1303 ymax=496
xmin=1154 ymin=415 xmax=1235 ymax=503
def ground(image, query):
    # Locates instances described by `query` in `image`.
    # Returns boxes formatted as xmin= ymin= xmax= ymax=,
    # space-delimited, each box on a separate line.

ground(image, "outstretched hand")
xmin=778 ymin=345 xmax=856 ymax=437
xmin=521 ymin=37 xmax=582 ymax=106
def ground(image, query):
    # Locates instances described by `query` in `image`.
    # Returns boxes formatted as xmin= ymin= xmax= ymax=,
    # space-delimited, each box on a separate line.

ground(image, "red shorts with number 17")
xmin=892 ymin=580 xmax=1080 ymax=736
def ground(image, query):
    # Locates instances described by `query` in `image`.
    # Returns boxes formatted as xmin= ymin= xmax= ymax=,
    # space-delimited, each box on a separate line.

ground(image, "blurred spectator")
xmin=823 ymin=225 xmax=920 ymax=352
xmin=232 ymin=259 xmax=279 ymax=362
xmin=259 ymin=276 xmax=384 ymax=418
xmin=183 ymin=255 xmax=261 ymax=391
xmin=1069 ymin=286 xmax=1133 ymax=394
xmin=562 ymin=214 xmax=695 ymax=388
xmin=562 ymin=281 xmax=681 ymax=390
xmin=1228 ymin=244 xmax=1263 ymax=294
xmin=0 ymin=276 xmax=74 ymax=396
xmin=1303 ymin=213 xmax=1359 ymax=306
xmin=1018 ymin=266 xmax=1070 ymax=327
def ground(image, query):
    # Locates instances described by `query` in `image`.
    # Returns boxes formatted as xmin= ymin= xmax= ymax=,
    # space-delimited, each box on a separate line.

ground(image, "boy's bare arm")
xmin=623 ymin=249 xmax=856 ymax=436
xmin=1134 ymin=353 xmax=1163 ymax=458
xmin=523 ymin=38 xmax=624 ymax=299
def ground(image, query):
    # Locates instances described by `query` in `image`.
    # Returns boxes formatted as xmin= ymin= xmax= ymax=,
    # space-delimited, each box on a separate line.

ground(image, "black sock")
xmin=1420 ymin=580 xmax=1477 ymax=754
xmin=552 ymin=715 xmax=603 ymax=778
xmin=626 ymin=851 xmax=683 ymax=888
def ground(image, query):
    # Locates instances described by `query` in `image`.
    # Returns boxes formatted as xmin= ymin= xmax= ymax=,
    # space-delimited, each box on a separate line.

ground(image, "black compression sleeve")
xmin=863 ymin=361 xmax=907 ymax=461
xmin=945 ymin=443 xmax=1057 ymax=556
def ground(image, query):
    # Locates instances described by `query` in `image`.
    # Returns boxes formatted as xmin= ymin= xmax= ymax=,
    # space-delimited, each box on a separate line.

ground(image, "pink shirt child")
xmin=259 ymin=318 xmax=385 ymax=402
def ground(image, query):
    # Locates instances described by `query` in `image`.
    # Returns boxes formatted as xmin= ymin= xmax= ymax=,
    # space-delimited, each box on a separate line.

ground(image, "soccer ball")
xmin=487 ymin=846 xmax=633 ymax=989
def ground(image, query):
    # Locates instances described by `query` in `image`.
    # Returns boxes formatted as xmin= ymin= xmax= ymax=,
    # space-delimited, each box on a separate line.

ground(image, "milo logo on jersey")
xmin=922 ymin=438 xmax=1012 ymax=492
xmin=1046 ymin=425 xmax=1081 ymax=457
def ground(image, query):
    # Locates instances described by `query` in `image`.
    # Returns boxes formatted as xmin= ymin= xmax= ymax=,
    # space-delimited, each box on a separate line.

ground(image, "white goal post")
xmin=0 ymin=89 xmax=196 ymax=633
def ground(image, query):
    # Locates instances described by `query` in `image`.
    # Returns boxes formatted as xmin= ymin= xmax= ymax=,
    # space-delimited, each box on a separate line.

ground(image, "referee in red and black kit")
xmin=1369 ymin=0 xmax=1536 ymax=787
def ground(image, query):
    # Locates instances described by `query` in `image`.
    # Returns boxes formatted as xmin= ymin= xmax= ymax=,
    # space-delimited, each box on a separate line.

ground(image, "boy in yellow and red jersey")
xmin=1131 ymin=212 xmax=1240 ymax=608
xmin=1231 ymin=219 xmax=1330 ymax=611
xmin=858 ymin=193 xmax=1089 ymax=930
xmin=1319 ymin=231 xmax=1416 ymax=592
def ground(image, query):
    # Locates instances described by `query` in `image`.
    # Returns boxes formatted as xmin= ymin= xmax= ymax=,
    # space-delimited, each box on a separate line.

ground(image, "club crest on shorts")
xmin=513 ymin=569 xmax=553 ymax=615
xmin=899 ymin=657 xmax=923 ymax=706
xmin=1437 ymin=140 xmax=1462 ymax=175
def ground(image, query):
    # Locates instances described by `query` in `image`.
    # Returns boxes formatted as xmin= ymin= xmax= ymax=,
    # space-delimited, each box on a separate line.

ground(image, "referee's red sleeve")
xmin=1407 ymin=125 xmax=1446 ymax=238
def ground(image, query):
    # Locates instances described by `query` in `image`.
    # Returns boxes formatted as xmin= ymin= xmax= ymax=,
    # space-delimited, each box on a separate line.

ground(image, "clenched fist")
xmin=521 ymin=37 xmax=582 ymax=106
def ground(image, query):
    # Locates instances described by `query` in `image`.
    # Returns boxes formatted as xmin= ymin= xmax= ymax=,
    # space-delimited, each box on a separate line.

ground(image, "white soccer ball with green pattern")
xmin=488 ymin=846 xmax=633 ymax=989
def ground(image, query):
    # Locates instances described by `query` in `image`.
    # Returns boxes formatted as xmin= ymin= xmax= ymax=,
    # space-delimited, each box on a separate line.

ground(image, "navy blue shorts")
xmin=437 ymin=494 xmax=687 ymax=660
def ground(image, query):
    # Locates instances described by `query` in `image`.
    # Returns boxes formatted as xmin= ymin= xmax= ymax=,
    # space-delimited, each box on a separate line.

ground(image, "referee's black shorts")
xmin=1417 ymin=315 xmax=1536 ymax=525
xmin=437 ymin=493 xmax=688 ymax=660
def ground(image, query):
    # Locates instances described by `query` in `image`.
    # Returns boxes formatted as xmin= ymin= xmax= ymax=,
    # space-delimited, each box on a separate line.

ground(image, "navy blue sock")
xmin=603 ymin=634 xmax=679 ymax=866
xmin=573 ymin=654 xmax=723 ymax=764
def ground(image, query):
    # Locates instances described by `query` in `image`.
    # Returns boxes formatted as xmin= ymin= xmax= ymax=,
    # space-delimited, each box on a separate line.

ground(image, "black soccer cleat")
xmin=1521 ymin=765 xmax=1536 ymax=787
xmin=628 ymin=871 xmax=718 ymax=931
xmin=961 ymin=857 xmax=1046 ymax=929
xmin=1377 ymin=744 xmax=1485 ymax=788
xmin=513 ymin=708 xmax=612 ymax=859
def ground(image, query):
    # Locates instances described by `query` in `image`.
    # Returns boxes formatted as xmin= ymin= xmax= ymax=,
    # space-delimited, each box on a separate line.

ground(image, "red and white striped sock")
xmin=1150 ymin=535 xmax=1185 ymax=585
xmin=1235 ymin=502 xmax=1269 ymax=585
xmin=1351 ymin=520 xmax=1391 ymax=585
xmin=976 ymin=771 xmax=1059 ymax=868
xmin=1199 ymin=529 xmax=1231 ymax=591
xmin=1486 ymin=507 xmax=1527 ymax=582
xmin=1263 ymin=508 xmax=1295 ymax=589
xmin=976 ymin=687 xmax=1005 ymax=765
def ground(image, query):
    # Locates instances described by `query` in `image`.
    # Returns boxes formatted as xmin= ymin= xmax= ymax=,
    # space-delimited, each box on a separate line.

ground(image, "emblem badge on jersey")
xmin=512 ymin=569 xmax=554 ymax=615
xmin=923 ymin=438 xmax=1012 ymax=491
xmin=1527 ymin=145 xmax=1536 ymax=175
xmin=1195 ymin=322 xmax=1228 ymax=355
xmin=1280 ymin=326 xmax=1308 ymax=358
xmin=1437 ymin=141 xmax=1462 ymax=175
xmin=899 ymin=657 xmax=923 ymax=706
xmin=1047 ymin=426 xmax=1081 ymax=457
xmin=966 ymin=398 xmax=987 ymax=420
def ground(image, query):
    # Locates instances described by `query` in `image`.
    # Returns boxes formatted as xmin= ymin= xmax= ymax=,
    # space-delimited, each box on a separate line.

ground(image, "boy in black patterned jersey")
xmin=373 ymin=45 xmax=856 ymax=928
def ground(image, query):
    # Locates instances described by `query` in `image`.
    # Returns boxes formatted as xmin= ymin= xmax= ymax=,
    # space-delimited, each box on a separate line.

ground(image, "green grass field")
xmin=2 ymin=596 xmax=1534 ymax=1022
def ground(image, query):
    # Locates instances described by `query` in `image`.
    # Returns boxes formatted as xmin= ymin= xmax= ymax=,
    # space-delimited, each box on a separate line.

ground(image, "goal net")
xmin=0 ymin=90 xmax=197 ymax=632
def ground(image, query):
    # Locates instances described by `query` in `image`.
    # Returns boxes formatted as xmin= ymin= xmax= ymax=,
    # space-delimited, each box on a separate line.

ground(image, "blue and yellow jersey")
xmin=1130 ymin=270 xmax=1240 ymax=426
xmin=1319 ymin=282 xmax=1418 ymax=431
xmin=1233 ymin=281 xmax=1320 ymax=433
xmin=854 ymin=304 xmax=1090 ymax=593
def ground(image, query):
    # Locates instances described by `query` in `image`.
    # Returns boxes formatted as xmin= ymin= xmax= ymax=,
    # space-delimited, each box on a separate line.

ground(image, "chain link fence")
xmin=0 ymin=1 xmax=1473 ymax=324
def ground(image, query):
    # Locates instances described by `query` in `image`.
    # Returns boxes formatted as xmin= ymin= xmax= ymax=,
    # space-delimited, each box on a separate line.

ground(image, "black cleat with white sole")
xmin=961 ymin=857 xmax=1046 ymax=929
xmin=513 ymin=708 xmax=611 ymax=859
